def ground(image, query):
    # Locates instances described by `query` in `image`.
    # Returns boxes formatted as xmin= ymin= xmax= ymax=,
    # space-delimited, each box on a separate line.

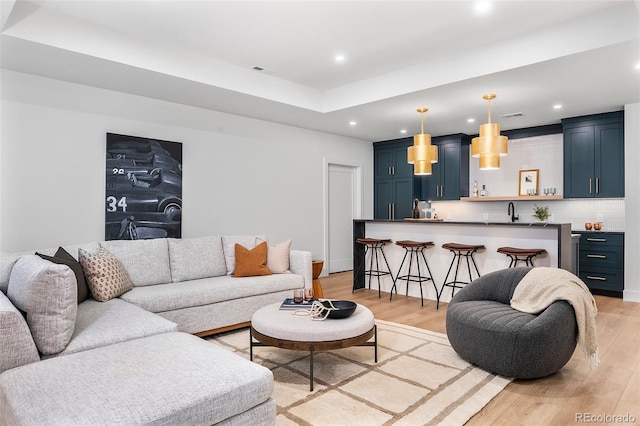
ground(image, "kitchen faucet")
xmin=507 ymin=202 xmax=519 ymax=222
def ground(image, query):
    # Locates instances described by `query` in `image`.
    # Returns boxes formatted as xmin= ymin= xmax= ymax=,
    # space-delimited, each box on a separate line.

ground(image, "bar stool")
xmin=497 ymin=247 xmax=547 ymax=268
xmin=437 ymin=243 xmax=485 ymax=309
xmin=355 ymin=238 xmax=395 ymax=297
xmin=391 ymin=240 xmax=438 ymax=307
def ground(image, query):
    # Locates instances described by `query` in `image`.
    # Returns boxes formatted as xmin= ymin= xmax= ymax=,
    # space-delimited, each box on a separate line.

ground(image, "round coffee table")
xmin=250 ymin=301 xmax=377 ymax=391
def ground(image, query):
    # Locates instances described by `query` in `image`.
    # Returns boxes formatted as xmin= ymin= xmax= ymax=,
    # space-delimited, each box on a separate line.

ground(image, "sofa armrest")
xmin=0 ymin=292 xmax=40 ymax=374
xmin=289 ymin=250 xmax=312 ymax=289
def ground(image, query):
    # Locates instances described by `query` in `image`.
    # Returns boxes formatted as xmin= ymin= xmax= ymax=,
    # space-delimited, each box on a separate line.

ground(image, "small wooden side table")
xmin=312 ymin=260 xmax=324 ymax=298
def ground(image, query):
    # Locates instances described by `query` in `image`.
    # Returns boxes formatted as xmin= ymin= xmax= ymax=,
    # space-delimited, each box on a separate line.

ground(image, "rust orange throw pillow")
xmin=233 ymin=241 xmax=272 ymax=277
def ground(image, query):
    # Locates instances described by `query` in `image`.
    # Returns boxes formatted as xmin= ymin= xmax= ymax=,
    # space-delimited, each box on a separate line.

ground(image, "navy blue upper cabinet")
xmin=373 ymin=138 xmax=415 ymax=219
xmin=374 ymin=138 xmax=413 ymax=179
xmin=419 ymin=134 xmax=470 ymax=201
xmin=562 ymin=112 xmax=624 ymax=198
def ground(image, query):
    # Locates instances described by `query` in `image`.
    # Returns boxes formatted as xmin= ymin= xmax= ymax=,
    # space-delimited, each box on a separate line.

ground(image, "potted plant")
xmin=533 ymin=205 xmax=550 ymax=222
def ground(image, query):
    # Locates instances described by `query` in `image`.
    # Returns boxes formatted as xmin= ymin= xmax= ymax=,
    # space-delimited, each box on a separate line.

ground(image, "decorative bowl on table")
xmin=320 ymin=300 xmax=357 ymax=319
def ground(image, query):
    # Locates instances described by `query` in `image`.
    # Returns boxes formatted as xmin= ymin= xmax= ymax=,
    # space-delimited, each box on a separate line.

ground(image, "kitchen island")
xmin=353 ymin=219 xmax=573 ymax=305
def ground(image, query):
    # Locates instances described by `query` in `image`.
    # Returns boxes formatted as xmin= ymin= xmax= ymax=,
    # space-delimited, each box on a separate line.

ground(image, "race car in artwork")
xmin=105 ymin=163 xmax=182 ymax=240
xmin=107 ymin=142 xmax=182 ymax=175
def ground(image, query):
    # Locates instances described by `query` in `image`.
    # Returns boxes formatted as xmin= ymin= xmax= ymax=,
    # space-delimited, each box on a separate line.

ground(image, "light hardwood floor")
xmin=320 ymin=271 xmax=640 ymax=426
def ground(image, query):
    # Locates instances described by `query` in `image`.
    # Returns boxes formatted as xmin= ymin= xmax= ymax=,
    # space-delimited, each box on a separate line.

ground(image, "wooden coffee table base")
xmin=250 ymin=325 xmax=377 ymax=391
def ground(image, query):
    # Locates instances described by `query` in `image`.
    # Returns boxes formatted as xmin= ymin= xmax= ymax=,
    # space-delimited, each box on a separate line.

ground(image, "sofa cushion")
xmin=1 ymin=243 xmax=99 ymax=294
xmin=120 ymin=273 xmax=304 ymax=313
xmin=78 ymin=247 xmax=133 ymax=302
xmin=0 ymin=291 xmax=40 ymax=374
xmin=100 ymin=239 xmax=172 ymax=286
xmin=36 ymin=247 xmax=90 ymax=302
xmin=0 ymin=332 xmax=275 ymax=425
xmin=46 ymin=298 xmax=177 ymax=357
xmin=257 ymin=238 xmax=292 ymax=274
xmin=168 ymin=236 xmax=227 ymax=282
xmin=222 ymin=235 xmax=266 ymax=275
xmin=233 ymin=242 xmax=271 ymax=278
xmin=1 ymin=251 xmax=31 ymax=294
xmin=7 ymin=255 xmax=77 ymax=355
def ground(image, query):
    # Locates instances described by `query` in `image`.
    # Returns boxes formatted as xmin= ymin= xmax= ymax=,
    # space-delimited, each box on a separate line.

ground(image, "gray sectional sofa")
xmin=0 ymin=235 xmax=312 ymax=425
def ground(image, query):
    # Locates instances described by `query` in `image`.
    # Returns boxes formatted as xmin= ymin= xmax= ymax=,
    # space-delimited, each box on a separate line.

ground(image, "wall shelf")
xmin=460 ymin=195 xmax=564 ymax=202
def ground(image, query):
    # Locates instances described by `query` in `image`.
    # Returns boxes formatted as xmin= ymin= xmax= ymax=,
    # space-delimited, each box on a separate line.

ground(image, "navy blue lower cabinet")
xmin=576 ymin=232 xmax=624 ymax=297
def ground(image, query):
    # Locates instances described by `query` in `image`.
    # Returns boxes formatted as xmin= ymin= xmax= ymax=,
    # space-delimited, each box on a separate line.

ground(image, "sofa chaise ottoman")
xmin=0 ymin=332 xmax=276 ymax=425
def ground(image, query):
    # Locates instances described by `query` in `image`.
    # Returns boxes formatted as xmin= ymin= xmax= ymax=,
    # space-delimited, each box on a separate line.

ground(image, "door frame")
xmin=324 ymin=158 xmax=363 ymax=276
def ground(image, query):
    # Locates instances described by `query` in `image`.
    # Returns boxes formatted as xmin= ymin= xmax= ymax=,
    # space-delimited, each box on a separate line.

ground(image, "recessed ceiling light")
xmin=400 ymin=129 xmax=407 ymax=134
xmin=474 ymin=1 xmax=492 ymax=14
xmin=553 ymin=104 xmax=563 ymax=109
xmin=349 ymin=121 xmax=357 ymax=126
xmin=335 ymin=55 xmax=345 ymax=62
xmin=467 ymin=118 xmax=475 ymax=123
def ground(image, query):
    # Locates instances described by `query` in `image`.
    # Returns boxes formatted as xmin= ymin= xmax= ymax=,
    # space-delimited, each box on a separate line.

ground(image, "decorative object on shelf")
xmin=480 ymin=184 xmax=487 ymax=197
xmin=519 ymin=169 xmax=540 ymax=196
xmin=593 ymin=222 xmax=602 ymax=231
xmin=473 ymin=180 xmax=479 ymax=197
xmin=412 ymin=198 xmax=420 ymax=219
xmin=533 ymin=205 xmax=550 ymax=222
xmin=585 ymin=222 xmax=593 ymax=230
xmin=407 ymin=107 xmax=438 ymax=175
xmin=471 ymin=94 xmax=508 ymax=170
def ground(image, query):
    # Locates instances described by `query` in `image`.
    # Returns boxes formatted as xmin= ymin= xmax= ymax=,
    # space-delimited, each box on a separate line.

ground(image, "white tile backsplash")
xmin=431 ymin=198 xmax=625 ymax=232
xmin=470 ymin=133 xmax=564 ymax=197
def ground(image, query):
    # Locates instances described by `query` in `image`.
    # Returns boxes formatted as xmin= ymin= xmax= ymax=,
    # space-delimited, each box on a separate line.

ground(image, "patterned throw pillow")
xmin=78 ymin=247 xmax=133 ymax=302
xmin=232 ymin=241 xmax=272 ymax=278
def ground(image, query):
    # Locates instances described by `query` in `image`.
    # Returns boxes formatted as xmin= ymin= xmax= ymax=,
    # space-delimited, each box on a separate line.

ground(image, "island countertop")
xmin=357 ymin=218 xmax=570 ymax=228
xmin=353 ymin=219 xmax=574 ymax=304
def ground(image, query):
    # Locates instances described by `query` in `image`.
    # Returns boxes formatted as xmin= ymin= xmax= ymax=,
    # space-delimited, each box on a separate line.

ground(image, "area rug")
xmin=209 ymin=320 xmax=511 ymax=425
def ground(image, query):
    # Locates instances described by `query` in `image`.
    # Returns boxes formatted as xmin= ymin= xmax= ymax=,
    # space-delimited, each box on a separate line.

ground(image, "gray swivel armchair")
xmin=446 ymin=267 xmax=578 ymax=379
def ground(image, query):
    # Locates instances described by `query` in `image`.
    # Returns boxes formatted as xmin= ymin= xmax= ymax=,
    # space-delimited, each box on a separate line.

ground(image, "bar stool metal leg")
xmin=392 ymin=241 xmax=437 ymax=307
xmin=355 ymin=238 xmax=395 ymax=297
xmin=437 ymin=243 xmax=484 ymax=309
xmin=497 ymin=247 xmax=547 ymax=269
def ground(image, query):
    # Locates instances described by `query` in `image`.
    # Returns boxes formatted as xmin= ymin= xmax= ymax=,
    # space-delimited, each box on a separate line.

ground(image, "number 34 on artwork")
xmin=106 ymin=196 xmax=128 ymax=212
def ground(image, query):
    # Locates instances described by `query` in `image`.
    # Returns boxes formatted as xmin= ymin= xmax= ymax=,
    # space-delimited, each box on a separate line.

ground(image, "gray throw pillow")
xmin=36 ymin=247 xmax=90 ymax=303
xmin=7 ymin=255 xmax=77 ymax=355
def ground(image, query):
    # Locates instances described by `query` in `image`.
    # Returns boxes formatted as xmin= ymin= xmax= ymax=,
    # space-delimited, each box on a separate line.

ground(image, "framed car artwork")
xmin=105 ymin=133 xmax=182 ymax=240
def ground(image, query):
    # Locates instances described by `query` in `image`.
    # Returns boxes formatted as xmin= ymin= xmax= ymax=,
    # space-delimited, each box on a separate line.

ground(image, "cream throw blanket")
xmin=510 ymin=267 xmax=600 ymax=369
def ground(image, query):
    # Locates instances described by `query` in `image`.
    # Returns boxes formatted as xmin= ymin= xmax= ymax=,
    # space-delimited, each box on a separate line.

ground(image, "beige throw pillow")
xmin=78 ymin=247 xmax=133 ymax=302
xmin=256 ymin=238 xmax=292 ymax=274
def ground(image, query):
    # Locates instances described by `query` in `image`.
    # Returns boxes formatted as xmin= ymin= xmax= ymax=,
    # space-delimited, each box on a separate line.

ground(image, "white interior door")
xmin=328 ymin=164 xmax=358 ymax=273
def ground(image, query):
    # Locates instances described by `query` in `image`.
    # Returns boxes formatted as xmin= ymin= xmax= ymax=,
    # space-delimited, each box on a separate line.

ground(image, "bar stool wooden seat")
xmin=391 ymin=240 xmax=438 ymax=307
xmin=355 ymin=238 xmax=395 ymax=297
xmin=497 ymin=247 xmax=547 ymax=268
xmin=437 ymin=243 xmax=485 ymax=309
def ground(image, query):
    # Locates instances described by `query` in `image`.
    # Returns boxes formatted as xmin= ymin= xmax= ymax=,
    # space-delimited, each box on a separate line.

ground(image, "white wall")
xmin=624 ymin=103 xmax=639 ymax=302
xmin=0 ymin=70 xmax=373 ymax=262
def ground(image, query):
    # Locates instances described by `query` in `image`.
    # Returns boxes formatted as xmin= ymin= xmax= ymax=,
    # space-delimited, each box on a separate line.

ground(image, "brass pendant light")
xmin=407 ymin=107 xmax=438 ymax=175
xmin=471 ymin=94 xmax=508 ymax=170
